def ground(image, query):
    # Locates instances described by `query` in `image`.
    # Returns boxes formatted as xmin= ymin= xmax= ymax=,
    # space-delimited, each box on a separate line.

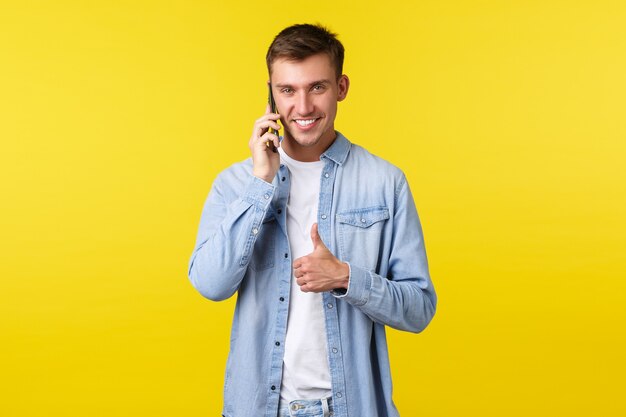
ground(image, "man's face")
xmin=270 ymin=53 xmax=349 ymax=156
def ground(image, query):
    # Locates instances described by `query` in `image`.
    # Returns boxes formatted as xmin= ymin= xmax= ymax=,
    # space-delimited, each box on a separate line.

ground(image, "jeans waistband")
xmin=278 ymin=396 xmax=333 ymax=417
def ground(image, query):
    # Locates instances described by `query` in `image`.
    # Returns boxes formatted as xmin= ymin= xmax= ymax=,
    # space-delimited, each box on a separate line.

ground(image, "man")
xmin=188 ymin=24 xmax=436 ymax=417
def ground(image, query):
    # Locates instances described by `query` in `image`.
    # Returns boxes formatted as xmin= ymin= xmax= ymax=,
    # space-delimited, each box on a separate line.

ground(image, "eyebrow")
xmin=274 ymin=79 xmax=332 ymax=89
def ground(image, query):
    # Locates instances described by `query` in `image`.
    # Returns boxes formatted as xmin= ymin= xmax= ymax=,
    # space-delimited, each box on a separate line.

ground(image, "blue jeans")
xmin=278 ymin=397 xmax=333 ymax=417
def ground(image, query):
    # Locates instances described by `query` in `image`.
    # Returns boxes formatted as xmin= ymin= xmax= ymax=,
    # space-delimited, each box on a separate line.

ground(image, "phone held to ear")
xmin=267 ymin=84 xmax=278 ymax=153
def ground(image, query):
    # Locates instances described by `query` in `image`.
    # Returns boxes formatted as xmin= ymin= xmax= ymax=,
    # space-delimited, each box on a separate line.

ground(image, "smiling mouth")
xmin=293 ymin=118 xmax=320 ymax=128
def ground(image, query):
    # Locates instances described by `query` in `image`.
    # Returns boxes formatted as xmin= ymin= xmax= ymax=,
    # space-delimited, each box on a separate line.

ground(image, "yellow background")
xmin=1 ymin=0 xmax=624 ymax=415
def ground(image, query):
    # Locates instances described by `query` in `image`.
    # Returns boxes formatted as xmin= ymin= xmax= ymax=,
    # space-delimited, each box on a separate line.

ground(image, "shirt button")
xmin=252 ymin=228 xmax=258 ymax=235
xmin=332 ymin=348 xmax=338 ymax=354
xmin=281 ymin=176 xmax=286 ymax=182
xmin=277 ymin=208 xmax=282 ymax=214
xmin=271 ymin=385 xmax=276 ymax=391
xmin=321 ymin=214 xmax=327 ymax=220
xmin=337 ymin=392 xmax=342 ymax=398
xmin=284 ymin=253 xmax=289 ymax=258
xmin=327 ymin=303 xmax=333 ymax=309
xmin=279 ymin=297 xmax=285 ymax=302
xmin=361 ymin=218 xmax=366 ymax=223
xmin=324 ymin=173 xmax=329 ymax=178
xmin=264 ymin=194 xmax=270 ymax=199
xmin=275 ymin=341 xmax=280 ymax=346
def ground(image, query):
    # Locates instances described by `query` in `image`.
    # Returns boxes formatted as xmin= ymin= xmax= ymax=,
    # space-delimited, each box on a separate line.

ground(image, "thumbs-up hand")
xmin=293 ymin=223 xmax=350 ymax=293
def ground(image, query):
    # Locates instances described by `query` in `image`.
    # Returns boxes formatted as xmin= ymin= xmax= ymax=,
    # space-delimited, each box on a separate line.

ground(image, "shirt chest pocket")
xmin=249 ymin=213 xmax=276 ymax=272
xmin=336 ymin=206 xmax=389 ymax=271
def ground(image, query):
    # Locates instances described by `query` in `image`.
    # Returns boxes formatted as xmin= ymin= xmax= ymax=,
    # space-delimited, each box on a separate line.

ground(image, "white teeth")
xmin=295 ymin=119 xmax=316 ymax=126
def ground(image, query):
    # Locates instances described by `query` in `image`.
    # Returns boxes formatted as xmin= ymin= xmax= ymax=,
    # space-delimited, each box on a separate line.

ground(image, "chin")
xmin=285 ymin=131 xmax=321 ymax=148
xmin=294 ymin=136 xmax=323 ymax=147
xmin=288 ymin=128 xmax=333 ymax=148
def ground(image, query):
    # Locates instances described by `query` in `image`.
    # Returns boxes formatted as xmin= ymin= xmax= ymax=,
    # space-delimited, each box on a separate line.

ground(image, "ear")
xmin=337 ymin=74 xmax=350 ymax=102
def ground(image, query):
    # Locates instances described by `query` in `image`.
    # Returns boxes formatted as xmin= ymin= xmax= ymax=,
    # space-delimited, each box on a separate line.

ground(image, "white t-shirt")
xmin=278 ymin=148 xmax=332 ymax=403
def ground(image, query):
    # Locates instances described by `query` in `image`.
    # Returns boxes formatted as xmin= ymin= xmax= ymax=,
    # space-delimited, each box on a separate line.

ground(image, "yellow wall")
xmin=1 ymin=1 xmax=624 ymax=415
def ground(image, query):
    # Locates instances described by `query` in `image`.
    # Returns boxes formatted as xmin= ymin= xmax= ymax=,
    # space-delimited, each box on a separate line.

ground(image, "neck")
xmin=281 ymin=130 xmax=336 ymax=162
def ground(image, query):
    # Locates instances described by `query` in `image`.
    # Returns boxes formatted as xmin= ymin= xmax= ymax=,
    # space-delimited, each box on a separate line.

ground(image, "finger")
xmin=254 ymin=120 xmax=281 ymax=140
xmin=271 ymin=133 xmax=280 ymax=149
xmin=310 ymin=223 xmax=325 ymax=250
xmin=257 ymin=112 xmax=281 ymax=123
xmin=293 ymin=258 xmax=303 ymax=269
xmin=255 ymin=132 xmax=279 ymax=148
xmin=265 ymin=134 xmax=280 ymax=151
xmin=298 ymin=279 xmax=312 ymax=292
xmin=258 ymin=120 xmax=281 ymax=131
xmin=293 ymin=261 xmax=308 ymax=275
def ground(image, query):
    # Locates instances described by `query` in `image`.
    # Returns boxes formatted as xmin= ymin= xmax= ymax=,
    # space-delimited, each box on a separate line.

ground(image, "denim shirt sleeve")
xmin=188 ymin=172 xmax=275 ymax=301
xmin=332 ymin=177 xmax=437 ymax=334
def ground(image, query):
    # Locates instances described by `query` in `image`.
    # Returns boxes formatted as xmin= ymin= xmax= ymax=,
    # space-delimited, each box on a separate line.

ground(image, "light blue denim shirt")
xmin=188 ymin=132 xmax=436 ymax=417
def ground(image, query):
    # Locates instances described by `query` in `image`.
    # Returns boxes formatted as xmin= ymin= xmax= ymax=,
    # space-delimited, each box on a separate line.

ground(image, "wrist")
xmin=252 ymin=171 xmax=274 ymax=184
xmin=336 ymin=262 xmax=350 ymax=289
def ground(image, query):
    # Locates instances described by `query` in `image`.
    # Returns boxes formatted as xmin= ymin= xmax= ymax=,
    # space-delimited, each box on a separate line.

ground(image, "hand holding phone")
xmin=249 ymin=84 xmax=281 ymax=183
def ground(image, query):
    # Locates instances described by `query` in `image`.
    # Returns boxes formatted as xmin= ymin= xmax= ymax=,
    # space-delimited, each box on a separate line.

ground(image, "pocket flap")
xmin=336 ymin=206 xmax=390 ymax=228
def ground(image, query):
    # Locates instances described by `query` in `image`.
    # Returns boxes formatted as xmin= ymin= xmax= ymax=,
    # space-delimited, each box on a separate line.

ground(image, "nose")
xmin=295 ymin=92 xmax=314 ymax=116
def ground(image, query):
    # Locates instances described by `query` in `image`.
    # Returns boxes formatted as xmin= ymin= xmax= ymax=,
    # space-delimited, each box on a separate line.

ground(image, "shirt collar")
xmin=321 ymin=131 xmax=351 ymax=166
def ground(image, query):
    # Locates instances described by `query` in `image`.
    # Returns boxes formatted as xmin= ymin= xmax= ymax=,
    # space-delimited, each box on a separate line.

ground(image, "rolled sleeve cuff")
xmin=331 ymin=262 xmax=371 ymax=306
xmin=243 ymin=175 xmax=276 ymax=211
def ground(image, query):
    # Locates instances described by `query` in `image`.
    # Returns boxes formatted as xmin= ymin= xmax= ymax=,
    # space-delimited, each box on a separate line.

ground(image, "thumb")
xmin=310 ymin=223 xmax=326 ymax=250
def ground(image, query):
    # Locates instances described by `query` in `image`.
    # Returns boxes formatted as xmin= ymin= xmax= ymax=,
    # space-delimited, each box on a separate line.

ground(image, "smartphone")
xmin=267 ymin=83 xmax=278 ymax=153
